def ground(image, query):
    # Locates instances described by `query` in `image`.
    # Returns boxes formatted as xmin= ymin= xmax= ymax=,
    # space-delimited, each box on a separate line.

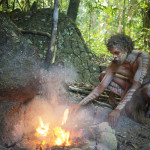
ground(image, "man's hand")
xmin=108 ymin=109 xmax=121 ymax=128
xmin=69 ymin=104 xmax=81 ymax=115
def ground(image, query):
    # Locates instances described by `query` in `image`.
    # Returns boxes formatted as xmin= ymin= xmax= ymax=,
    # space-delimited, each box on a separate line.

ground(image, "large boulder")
xmin=0 ymin=100 xmax=25 ymax=147
xmin=8 ymin=8 xmax=103 ymax=85
xmin=0 ymin=12 xmax=41 ymax=102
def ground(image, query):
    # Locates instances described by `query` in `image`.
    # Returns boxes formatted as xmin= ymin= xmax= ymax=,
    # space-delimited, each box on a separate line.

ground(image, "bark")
xmin=30 ymin=1 xmax=37 ymax=11
xmin=1 ymin=0 xmax=9 ymax=11
xmin=24 ymin=0 xmax=30 ymax=11
xmin=143 ymin=2 xmax=150 ymax=48
xmin=16 ymin=0 xmax=23 ymax=10
xmin=67 ymin=0 xmax=80 ymax=22
xmin=123 ymin=0 xmax=126 ymax=34
xmin=12 ymin=0 xmax=15 ymax=10
xmin=44 ymin=0 xmax=59 ymax=69
xmin=0 ymin=0 xmax=4 ymax=6
xmin=94 ymin=100 xmax=113 ymax=109
xmin=68 ymin=85 xmax=90 ymax=95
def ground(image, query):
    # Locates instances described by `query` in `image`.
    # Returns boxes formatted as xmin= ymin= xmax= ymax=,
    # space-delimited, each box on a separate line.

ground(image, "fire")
xmin=61 ymin=108 xmax=69 ymax=125
xmin=36 ymin=108 xmax=72 ymax=146
xmin=36 ymin=117 xmax=49 ymax=136
xmin=53 ymin=126 xmax=71 ymax=146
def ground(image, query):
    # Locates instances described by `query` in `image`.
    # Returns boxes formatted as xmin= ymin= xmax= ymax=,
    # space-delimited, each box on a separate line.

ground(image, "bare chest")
xmin=116 ymin=64 xmax=134 ymax=79
xmin=115 ymin=53 xmax=139 ymax=79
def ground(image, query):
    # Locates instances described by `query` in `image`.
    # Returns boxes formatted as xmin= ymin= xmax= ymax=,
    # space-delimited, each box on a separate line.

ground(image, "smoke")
xmin=23 ymin=65 xmax=78 ymax=134
xmin=22 ymin=65 xmax=111 ymax=137
xmin=10 ymin=64 xmax=112 ymax=149
xmin=39 ymin=65 xmax=77 ymax=105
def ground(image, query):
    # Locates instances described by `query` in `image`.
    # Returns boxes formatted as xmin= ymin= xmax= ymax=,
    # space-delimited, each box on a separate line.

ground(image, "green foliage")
xmin=1 ymin=0 xmax=150 ymax=58
xmin=0 ymin=0 xmax=69 ymax=12
xmin=76 ymin=0 xmax=150 ymax=61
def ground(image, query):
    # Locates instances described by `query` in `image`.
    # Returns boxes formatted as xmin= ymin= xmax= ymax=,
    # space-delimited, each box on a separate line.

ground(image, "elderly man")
xmin=74 ymin=34 xmax=150 ymax=128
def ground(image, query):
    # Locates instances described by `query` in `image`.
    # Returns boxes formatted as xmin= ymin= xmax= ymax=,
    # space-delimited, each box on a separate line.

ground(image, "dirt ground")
xmin=69 ymin=88 xmax=150 ymax=150
xmin=0 ymin=83 xmax=149 ymax=150
xmin=116 ymin=113 xmax=150 ymax=150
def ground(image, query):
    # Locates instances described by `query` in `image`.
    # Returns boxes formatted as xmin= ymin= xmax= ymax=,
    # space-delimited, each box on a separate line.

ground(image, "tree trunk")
xmin=67 ymin=0 xmax=80 ymax=22
xmin=44 ymin=0 xmax=59 ymax=69
xmin=12 ymin=0 xmax=15 ymax=10
xmin=123 ymin=0 xmax=126 ymax=34
xmin=16 ymin=0 xmax=23 ymax=10
xmin=25 ymin=0 xmax=30 ymax=11
xmin=1 ymin=0 xmax=9 ymax=11
xmin=143 ymin=2 xmax=150 ymax=48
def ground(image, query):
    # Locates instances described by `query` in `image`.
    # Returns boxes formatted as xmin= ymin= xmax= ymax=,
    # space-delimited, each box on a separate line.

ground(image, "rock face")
xmin=0 ymin=12 xmax=41 ymax=102
xmin=0 ymin=100 xmax=25 ymax=147
xmin=9 ymin=8 xmax=103 ymax=85
xmin=0 ymin=12 xmax=42 ymax=148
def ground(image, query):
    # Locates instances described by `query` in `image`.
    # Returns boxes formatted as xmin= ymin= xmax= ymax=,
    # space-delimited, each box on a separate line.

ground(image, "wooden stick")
xmin=68 ymin=86 xmax=90 ymax=95
xmin=68 ymin=86 xmax=110 ymax=99
xmin=93 ymin=100 xmax=113 ymax=109
xmin=115 ymin=73 xmax=128 ymax=80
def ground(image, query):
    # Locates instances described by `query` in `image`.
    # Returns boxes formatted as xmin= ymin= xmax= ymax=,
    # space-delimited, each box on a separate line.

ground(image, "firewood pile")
xmin=66 ymin=82 xmax=121 ymax=110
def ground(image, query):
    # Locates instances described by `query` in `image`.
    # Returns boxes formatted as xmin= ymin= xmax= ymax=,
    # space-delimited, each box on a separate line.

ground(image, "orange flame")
xmin=53 ymin=126 xmax=71 ymax=146
xmin=36 ymin=117 xmax=49 ymax=137
xmin=36 ymin=113 xmax=72 ymax=146
xmin=35 ymin=108 xmax=84 ymax=147
xmin=61 ymin=108 xmax=69 ymax=125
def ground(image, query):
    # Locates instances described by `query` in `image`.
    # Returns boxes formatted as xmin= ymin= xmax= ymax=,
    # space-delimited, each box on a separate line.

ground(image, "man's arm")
xmin=108 ymin=81 xmax=141 ymax=128
xmin=116 ymin=52 xmax=150 ymax=111
xmin=79 ymin=67 xmax=114 ymax=106
xmin=116 ymin=82 xmax=141 ymax=111
xmin=109 ymin=52 xmax=150 ymax=128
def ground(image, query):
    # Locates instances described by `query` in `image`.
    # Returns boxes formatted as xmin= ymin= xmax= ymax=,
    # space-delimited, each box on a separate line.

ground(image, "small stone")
xmin=99 ymin=132 xmax=117 ymax=150
xmin=98 ymin=122 xmax=117 ymax=150
xmin=99 ymin=122 xmax=115 ymax=134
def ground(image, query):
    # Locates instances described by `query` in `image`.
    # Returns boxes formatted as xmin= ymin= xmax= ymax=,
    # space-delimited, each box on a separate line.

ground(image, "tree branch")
xmin=0 ymin=0 xmax=4 ymax=6
xmin=44 ymin=0 xmax=59 ymax=69
xmin=16 ymin=0 xmax=23 ymax=11
xmin=19 ymin=29 xmax=51 ymax=38
xmin=93 ymin=100 xmax=113 ymax=109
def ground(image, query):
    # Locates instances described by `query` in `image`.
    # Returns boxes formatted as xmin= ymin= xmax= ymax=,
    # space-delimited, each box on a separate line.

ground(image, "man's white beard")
xmin=113 ymin=53 xmax=127 ymax=64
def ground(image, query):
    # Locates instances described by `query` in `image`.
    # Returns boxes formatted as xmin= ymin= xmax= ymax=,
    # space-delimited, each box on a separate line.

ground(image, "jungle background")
xmin=1 ymin=0 xmax=150 ymax=58
xmin=1 ymin=0 xmax=150 ymax=55
xmin=0 ymin=0 xmax=150 ymax=150
xmin=1 ymin=0 xmax=150 ymax=84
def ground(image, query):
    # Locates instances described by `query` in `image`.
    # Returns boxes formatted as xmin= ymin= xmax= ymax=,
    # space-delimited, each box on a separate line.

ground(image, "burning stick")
xmin=36 ymin=117 xmax=50 ymax=136
xmin=61 ymin=108 xmax=69 ymax=126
